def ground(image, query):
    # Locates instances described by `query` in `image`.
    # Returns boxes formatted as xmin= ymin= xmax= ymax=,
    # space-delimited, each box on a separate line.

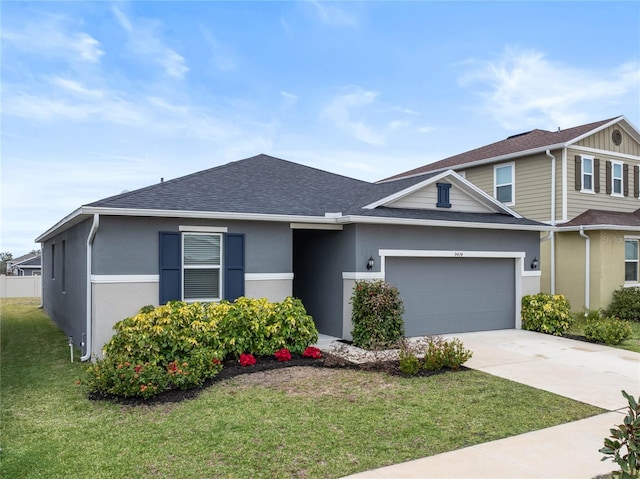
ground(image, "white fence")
xmin=0 ymin=275 xmax=42 ymax=298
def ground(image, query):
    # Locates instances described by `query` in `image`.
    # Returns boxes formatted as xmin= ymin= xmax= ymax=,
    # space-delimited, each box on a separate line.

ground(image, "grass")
xmin=1 ymin=298 xmax=604 ymax=479
xmin=568 ymin=313 xmax=640 ymax=353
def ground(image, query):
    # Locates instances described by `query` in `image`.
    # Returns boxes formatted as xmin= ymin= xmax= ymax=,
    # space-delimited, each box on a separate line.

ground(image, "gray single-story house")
xmin=36 ymin=154 xmax=547 ymax=360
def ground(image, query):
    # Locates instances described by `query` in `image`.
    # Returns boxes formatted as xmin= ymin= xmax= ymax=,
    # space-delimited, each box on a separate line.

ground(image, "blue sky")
xmin=2 ymin=1 xmax=639 ymax=255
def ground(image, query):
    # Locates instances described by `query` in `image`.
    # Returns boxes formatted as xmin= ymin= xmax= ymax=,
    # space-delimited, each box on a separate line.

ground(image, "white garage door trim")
xmin=379 ymin=249 xmax=525 ymax=329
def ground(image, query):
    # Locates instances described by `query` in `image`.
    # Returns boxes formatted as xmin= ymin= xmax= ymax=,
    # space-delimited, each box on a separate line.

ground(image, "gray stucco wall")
xmin=42 ymin=218 xmax=91 ymax=350
xmin=355 ymin=224 xmax=540 ymax=274
xmin=293 ymin=226 xmax=356 ymax=337
xmin=93 ymin=216 xmax=292 ymax=275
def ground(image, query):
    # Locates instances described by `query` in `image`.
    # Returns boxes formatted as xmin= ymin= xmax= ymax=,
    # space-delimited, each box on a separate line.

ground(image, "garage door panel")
xmin=386 ymin=257 xmax=515 ymax=336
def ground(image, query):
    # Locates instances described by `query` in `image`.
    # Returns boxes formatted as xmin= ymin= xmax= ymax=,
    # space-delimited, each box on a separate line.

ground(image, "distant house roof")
xmin=383 ymin=116 xmax=637 ymax=181
xmin=37 ymin=154 xmax=547 ymax=243
xmin=560 ymin=208 xmax=640 ymax=230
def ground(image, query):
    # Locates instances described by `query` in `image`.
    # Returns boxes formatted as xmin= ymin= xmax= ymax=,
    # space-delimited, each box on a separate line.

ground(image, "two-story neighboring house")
xmin=385 ymin=116 xmax=640 ymax=313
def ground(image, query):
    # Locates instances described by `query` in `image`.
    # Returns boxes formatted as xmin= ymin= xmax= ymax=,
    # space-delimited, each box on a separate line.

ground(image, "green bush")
xmin=421 ymin=337 xmax=473 ymax=371
xmin=600 ymin=390 xmax=640 ymax=479
xmin=84 ymin=297 xmax=318 ymax=398
xmin=399 ymin=347 xmax=420 ymax=375
xmin=398 ymin=337 xmax=473 ymax=375
xmin=521 ymin=293 xmax=572 ymax=336
xmin=606 ymin=287 xmax=640 ymax=322
xmin=584 ymin=317 xmax=633 ymax=345
xmin=351 ymin=280 xmax=405 ymax=350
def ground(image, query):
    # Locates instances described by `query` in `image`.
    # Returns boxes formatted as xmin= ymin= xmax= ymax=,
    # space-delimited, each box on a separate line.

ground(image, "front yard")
xmin=1 ymin=298 xmax=603 ymax=479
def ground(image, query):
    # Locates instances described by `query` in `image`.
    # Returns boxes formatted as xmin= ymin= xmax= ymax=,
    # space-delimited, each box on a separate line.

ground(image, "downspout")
xmin=545 ymin=149 xmax=556 ymax=293
xmin=579 ymin=226 xmax=590 ymax=310
xmin=81 ymin=214 xmax=100 ymax=362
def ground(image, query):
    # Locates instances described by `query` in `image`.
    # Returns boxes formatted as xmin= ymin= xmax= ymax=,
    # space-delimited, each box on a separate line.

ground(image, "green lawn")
xmin=1 ymin=298 xmax=603 ymax=479
xmin=568 ymin=314 xmax=640 ymax=353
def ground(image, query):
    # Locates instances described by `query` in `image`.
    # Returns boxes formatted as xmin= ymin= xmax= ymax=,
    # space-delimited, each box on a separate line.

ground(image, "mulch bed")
xmin=88 ymin=352 xmax=465 ymax=406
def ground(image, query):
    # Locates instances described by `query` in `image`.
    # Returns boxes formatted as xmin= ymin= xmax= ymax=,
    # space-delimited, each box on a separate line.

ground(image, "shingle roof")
xmin=383 ymin=117 xmax=620 ymax=181
xmin=561 ymin=208 xmax=640 ymax=228
xmin=83 ymin=154 xmax=544 ymax=229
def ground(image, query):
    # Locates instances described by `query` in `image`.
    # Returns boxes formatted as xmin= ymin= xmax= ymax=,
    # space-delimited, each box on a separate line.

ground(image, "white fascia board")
xmin=379 ymin=249 xmax=526 ymax=260
xmin=564 ymin=116 xmax=624 ymax=146
xmin=363 ymin=170 xmax=453 ymax=209
xmin=37 ymin=206 xmax=342 ymax=242
xmin=340 ymin=215 xmax=550 ymax=232
xmin=289 ymin=223 xmax=343 ymax=230
xmin=558 ymin=224 xmax=640 ymax=232
xmin=35 ymin=207 xmax=87 ymax=243
xmin=364 ymin=169 xmax=520 ymax=218
xmin=376 ymin=143 xmax=568 ymax=183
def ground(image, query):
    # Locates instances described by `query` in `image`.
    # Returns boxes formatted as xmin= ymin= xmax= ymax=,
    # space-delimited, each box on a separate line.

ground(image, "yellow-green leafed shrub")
xmin=84 ymin=297 xmax=318 ymax=398
xmin=584 ymin=317 xmax=633 ymax=345
xmin=521 ymin=293 xmax=572 ymax=336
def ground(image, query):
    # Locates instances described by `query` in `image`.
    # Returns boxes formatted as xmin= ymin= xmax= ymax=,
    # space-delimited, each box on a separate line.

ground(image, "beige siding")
xmin=389 ymin=183 xmax=493 ymax=213
xmin=565 ymin=147 xmax=640 ymax=220
xmin=576 ymin=124 xmax=640 ymax=156
xmin=463 ymin=154 xmax=553 ymax=222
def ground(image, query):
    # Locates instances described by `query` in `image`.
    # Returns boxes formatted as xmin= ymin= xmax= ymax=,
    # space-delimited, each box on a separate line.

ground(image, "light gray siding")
xmin=93 ymin=216 xmax=292 ymax=275
xmin=42 ymin=218 xmax=91 ymax=351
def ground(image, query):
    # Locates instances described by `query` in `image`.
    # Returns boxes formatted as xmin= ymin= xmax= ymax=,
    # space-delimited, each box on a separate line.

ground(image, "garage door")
xmin=386 ymin=257 xmax=515 ymax=336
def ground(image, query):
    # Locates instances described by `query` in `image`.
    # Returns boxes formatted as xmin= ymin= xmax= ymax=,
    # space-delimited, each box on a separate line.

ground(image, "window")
xmin=436 ymin=182 xmax=451 ymax=208
xmin=612 ymin=161 xmax=623 ymax=196
xmin=494 ymin=164 xmax=514 ymax=204
xmin=61 ymin=240 xmax=66 ymax=292
xmin=625 ymin=239 xmax=639 ymax=282
xmin=51 ymin=244 xmax=55 ymax=279
xmin=182 ymin=233 xmax=222 ymax=301
xmin=581 ymin=157 xmax=594 ymax=192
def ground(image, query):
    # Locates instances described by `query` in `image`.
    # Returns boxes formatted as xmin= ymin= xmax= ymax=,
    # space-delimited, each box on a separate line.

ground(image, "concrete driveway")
xmin=441 ymin=329 xmax=640 ymax=410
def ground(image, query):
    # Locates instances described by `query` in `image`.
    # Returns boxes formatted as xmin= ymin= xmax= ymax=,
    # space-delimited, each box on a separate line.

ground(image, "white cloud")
xmin=309 ymin=0 xmax=358 ymax=27
xmin=280 ymin=91 xmax=299 ymax=109
xmin=112 ymin=7 xmax=189 ymax=79
xmin=460 ymin=47 xmax=640 ymax=130
xmin=198 ymin=25 xmax=237 ymax=72
xmin=1 ymin=14 xmax=104 ymax=63
xmin=322 ymin=87 xmax=383 ymax=145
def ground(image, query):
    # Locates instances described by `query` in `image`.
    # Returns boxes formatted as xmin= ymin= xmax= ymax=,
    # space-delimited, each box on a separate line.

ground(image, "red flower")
xmin=212 ymin=358 xmax=222 ymax=365
xmin=239 ymin=353 xmax=257 ymax=367
xmin=274 ymin=348 xmax=292 ymax=362
xmin=302 ymin=346 xmax=322 ymax=359
xmin=134 ymin=365 xmax=143 ymax=374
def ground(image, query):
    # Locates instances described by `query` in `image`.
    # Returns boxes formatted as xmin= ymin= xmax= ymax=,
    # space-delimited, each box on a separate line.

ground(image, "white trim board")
xmin=342 ymin=272 xmax=385 ymax=280
xmin=245 ymin=273 xmax=294 ymax=281
xmin=91 ymin=275 xmax=159 ymax=284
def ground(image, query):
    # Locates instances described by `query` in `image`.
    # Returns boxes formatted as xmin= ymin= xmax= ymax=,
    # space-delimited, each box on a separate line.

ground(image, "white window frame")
xmin=494 ymin=163 xmax=515 ymax=206
xmin=625 ymin=237 xmax=639 ymax=284
xmin=612 ymin=160 xmax=624 ymax=197
xmin=182 ymin=232 xmax=223 ymax=302
xmin=581 ymin=156 xmax=594 ymax=193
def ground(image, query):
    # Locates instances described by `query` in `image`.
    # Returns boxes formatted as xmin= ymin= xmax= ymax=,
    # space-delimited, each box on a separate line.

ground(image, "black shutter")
xmin=606 ymin=161 xmax=612 ymax=195
xmin=159 ymin=232 xmax=181 ymax=304
xmin=574 ymin=156 xmax=581 ymax=190
xmin=224 ymin=233 xmax=245 ymax=301
xmin=594 ymin=158 xmax=600 ymax=193
xmin=624 ymin=163 xmax=629 ymax=196
xmin=634 ymin=165 xmax=639 ymax=198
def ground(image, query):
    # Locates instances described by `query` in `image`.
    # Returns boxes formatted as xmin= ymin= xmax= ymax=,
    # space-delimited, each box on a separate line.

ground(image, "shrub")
xmin=584 ymin=317 xmax=633 ymax=345
xmin=607 ymin=287 xmax=640 ymax=322
xmin=600 ymin=390 xmax=640 ymax=479
xmin=302 ymin=346 xmax=322 ymax=359
xmin=239 ymin=353 xmax=256 ymax=367
xmin=398 ymin=347 xmax=420 ymax=375
xmin=421 ymin=337 xmax=473 ymax=371
xmin=351 ymin=280 xmax=405 ymax=350
xmin=521 ymin=293 xmax=572 ymax=336
xmin=84 ymin=297 xmax=318 ymax=398
xmin=274 ymin=348 xmax=292 ymax=362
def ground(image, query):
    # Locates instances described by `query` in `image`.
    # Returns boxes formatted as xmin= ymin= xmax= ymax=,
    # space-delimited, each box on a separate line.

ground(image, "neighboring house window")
xmin=581 ymin=157 xmax=594 ymax=192
xmin=436 ymin=182 xmax=452 ymax=208
xmin=625 ymin=239 xmax=639 ymax=282
xmin=494 ymin=163 xmax=514 ymax=204
xmin=182 ymin=233 xmax=222 ymax=301
xmin=612 ymin=161 xmax=623 ymax=196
